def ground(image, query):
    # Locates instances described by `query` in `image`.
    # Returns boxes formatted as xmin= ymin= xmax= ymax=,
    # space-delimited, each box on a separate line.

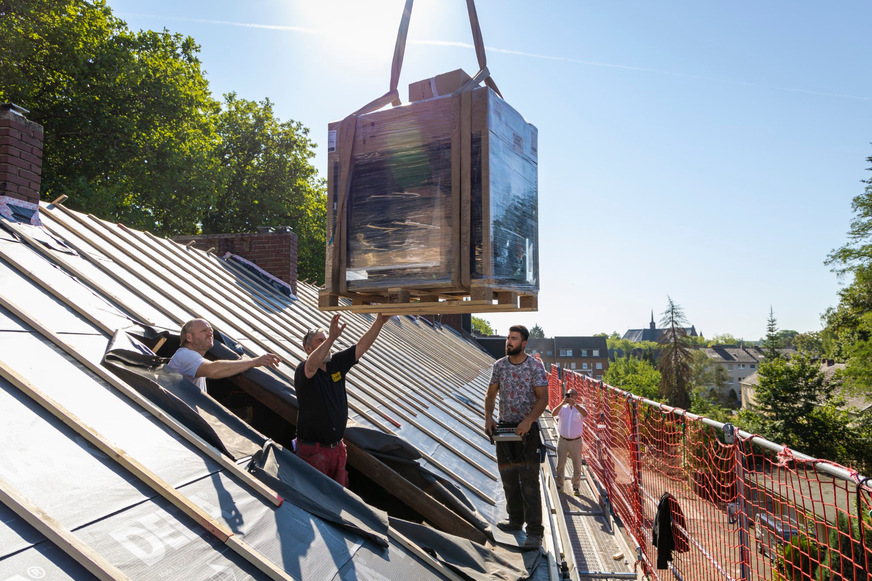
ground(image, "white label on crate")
xmin=327 ymin=130 xmax=337 ymax=153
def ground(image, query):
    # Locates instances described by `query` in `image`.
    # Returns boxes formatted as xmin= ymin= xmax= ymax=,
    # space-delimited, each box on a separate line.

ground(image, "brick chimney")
xmin=173 ymin=227 xmax=299 ymax=295
xmin=0 ymin=104 xmax=44 ymax=223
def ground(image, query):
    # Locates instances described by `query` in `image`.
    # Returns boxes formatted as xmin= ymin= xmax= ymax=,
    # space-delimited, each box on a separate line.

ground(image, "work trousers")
xmin=495 ymin=423 xmax=543 ymax=537
xmin=555 ymin=435 xmax=584 ymax=491
xmin=296 ymin=441 xmax=349 ymax=487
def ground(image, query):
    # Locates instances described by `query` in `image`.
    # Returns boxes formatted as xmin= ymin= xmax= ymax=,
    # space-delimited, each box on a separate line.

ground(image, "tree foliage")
xmin=0 ymin=0 xmax=220 ymax=233
xmin=471 ymin=317 xmax=494 ymax=336
xmin=606 ymin=336 xmax=658 ymax=363
xmin=793 ymin=331 xmax=824 ymax=357
xmin=657 ymin=297 xmax=693 ymax=408
xmin=208 ymin=94 xmax=325 ymax=281
xmin=603 ymin=357 xmax=661 ymax=401
xmin=823 ymin=154 xmax=872 ymax=390
xmin=0 ymin=0 xmax=327 ymax=282
xmin=689 ymin=350 xmax=733 ymax=407
xmin=750 ymin=313 xmax=856 ymax=463
xmin=529 ymin=324 xmax=545 ymax=339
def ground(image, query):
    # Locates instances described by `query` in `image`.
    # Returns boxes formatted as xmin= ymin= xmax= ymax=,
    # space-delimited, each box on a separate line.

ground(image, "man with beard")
xmin=295 ymin=313 xmax=391 ymax=486
xmin=167 ymin=318 xmax=281 ymax=393
xmin=484 ymin=324 xmax=549 ymax=549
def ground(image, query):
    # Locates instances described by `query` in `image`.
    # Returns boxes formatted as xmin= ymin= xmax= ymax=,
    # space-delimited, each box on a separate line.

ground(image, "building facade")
xmin=475 ymin=336 xmax=609 ymax=379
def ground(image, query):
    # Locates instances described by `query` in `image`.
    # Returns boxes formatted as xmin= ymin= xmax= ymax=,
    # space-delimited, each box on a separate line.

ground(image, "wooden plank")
xmin=345 ymin=441 xmax=488 ymax=544
xmin=319 ymin=298 xmax=537 ymax=315
xmin=459 ymin=89 xmax=472 ymax=289
xmin=0 ymin=361 xmax=295 ymax=581
xmin=0 ymin=475 xmax=130 ymax=581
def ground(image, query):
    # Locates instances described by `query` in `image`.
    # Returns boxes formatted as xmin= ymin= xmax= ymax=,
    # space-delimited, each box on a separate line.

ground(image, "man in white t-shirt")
xmin=551 ymin=388 xmax=588 ymax=495
xmin=166 ymin=319 xmax=281 ymax=393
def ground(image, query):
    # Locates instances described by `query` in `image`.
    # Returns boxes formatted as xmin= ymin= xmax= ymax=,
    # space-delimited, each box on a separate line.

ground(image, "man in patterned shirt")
xmin=484 ymin=325 xmax=549 ymax=549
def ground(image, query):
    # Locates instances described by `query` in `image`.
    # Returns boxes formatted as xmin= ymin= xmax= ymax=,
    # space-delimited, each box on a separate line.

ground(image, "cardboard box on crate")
xmin=322 ymin=70 xmax=538 ymax=314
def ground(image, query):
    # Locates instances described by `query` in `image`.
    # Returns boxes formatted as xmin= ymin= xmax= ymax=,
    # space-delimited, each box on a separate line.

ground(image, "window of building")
xmin=570 ymin=362 xmax=576 ymax=369
xmin=750 ymin=364 xmax=756 ymax=369
xmin=546 ymin=351 xmax=553 ymax=356
xmin=596 ymin=375 xmax=603 ymax=380
xmin=739 ymin=364 xmax=745 ymax=368
xmin=592 ymin=349 xmax=599 ymax=357
xmin=581 ymin=349 xmax=588 ymax=356
xmin=596 ymin=362 xmax=603 ymax=370
xmin=582 ymin=363 xmax=589 ymax=370
xmin=559 ymin=349 xmax=573 ymax=357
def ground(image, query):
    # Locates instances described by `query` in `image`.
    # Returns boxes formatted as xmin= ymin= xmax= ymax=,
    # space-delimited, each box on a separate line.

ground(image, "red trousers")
xmin=296 ymin=441 xmax=348 ymax=487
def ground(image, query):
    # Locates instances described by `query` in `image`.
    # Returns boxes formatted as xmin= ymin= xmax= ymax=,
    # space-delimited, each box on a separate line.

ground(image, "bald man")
xmin=167 ymin=318 xmax=281 ymax=393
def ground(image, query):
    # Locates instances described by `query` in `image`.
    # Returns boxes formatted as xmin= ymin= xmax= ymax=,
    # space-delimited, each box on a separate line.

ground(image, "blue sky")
xmin=108 ymin=0 xmax=872 ymax=340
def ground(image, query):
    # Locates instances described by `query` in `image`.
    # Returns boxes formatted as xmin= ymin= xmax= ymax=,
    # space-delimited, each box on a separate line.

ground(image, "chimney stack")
xmin=0 ymin=103 xmax=44 ymax=223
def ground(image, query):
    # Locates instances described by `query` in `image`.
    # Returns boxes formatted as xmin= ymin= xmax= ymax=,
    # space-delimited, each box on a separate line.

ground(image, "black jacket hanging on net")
xmin=652 ymin=492 xmax=689 ymax=569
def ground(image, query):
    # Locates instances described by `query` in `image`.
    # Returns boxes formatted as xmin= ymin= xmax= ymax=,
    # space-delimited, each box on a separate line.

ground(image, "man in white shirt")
xmin=167 ymin=318 xmax=280 ymax=393
xmin=551 ymin=388 xmax=588 ymax=495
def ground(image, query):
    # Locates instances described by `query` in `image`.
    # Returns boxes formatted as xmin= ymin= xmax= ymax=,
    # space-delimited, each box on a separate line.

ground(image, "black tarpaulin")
xmin=249 ymin=442 xmax=390 ymax=548
xmin=102 ymin=329 xmax=265 ymax=461
xmin=390 ymin=517 xmax=537 ymax=581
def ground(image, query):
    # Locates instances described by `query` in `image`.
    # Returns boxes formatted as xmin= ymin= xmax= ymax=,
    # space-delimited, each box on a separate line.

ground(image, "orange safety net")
xmin=563 ymin=368 xmax=872 ymax=581
xmin=544 ymin=358 xmax=562 ymax=409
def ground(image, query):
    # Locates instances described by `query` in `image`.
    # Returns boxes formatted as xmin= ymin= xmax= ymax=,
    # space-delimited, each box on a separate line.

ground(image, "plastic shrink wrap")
xmin=324 ymin=76 xmax=537 ymax=309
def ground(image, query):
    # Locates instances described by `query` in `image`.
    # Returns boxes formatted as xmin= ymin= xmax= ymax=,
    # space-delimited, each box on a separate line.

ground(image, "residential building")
xmin=701 ymin=345 xmax=796 ymax=406
xmin=475 ymin=336 xmax=609 ymax=379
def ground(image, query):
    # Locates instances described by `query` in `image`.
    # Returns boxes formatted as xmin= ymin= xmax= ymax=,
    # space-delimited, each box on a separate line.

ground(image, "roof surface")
xmin=0 ymin=204 xmax=549 ymax=580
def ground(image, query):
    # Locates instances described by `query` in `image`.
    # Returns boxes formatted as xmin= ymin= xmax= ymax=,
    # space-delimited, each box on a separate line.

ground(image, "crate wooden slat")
xmin=319 ymin=287 xmax=537 ymax=315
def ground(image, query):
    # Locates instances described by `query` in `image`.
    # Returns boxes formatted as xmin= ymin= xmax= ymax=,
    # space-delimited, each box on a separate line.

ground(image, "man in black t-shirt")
xmin=294 ymin=313 xmax=390 ymax=486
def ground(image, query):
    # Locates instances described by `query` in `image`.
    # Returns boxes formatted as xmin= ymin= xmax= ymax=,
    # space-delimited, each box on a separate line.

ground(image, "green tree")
xmin=529 ymin=324 xmax=545 ymax=339
xmin=793 ymin=331 xmax=824 ymax=357
xmin=823 ymin=154 xmax=872 ymax=389
xmin=603 ymin=357 xmax=661 ymax=400
xmin=605 ymin=336 xmax=659 ymax=362
xmin=773 ymin=329 xmax=799 ymax=348
xmin=689 ymin=350 xmax=732 ymax=405
xmin=471 ymin=316 xmax=494 ymax=336
xmin=0 ymin=0 xmax=220 ymax=234
xmin=815 ymin=512 xmax=872 ymax=581
xmin=657 ymin=297 xmax=693 ymax=408
xmin=206 ymin=94 xmax=326 ymax=282
xmin=752 ymin=313 xmax=853 ymax=460
xmin=0 ymin=0 xmax=328 ymax=283
xmin=708 ymin=333 xmax=743 ymax=346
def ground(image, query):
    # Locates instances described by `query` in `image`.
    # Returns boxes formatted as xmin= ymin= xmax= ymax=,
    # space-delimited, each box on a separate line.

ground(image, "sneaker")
xmin=496 ymin=519 xmax=523 ymax=532
xmin=573 ymin=488 xmax=580 ymax=496
xmin=523 ymin=534 xmax=542 ymax=549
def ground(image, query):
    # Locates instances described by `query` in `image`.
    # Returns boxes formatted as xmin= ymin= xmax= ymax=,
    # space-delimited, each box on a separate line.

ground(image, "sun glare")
xmin=288 ymin=1 xmax=407 ymax=63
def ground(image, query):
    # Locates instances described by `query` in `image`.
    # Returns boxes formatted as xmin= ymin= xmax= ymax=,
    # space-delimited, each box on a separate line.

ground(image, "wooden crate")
xmin=324 ymin=80 xmax=538 ymax=314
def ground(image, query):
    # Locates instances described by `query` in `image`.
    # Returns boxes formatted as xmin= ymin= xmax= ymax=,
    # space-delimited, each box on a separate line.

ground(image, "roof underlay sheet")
xmin=0 ymin=206 xmax=542 ymax=580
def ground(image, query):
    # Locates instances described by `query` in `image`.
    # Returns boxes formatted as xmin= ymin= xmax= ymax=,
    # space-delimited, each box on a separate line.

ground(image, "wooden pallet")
xmin=318 ymin=286 xmax=537 ymax=315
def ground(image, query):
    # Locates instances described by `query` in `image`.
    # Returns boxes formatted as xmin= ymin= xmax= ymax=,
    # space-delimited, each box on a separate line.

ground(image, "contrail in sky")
xmin=120 ymin=13 xmax=323 ymax=34
xmin=417 ymin=40 xmax=871 ymax=102
xmin=117 ymin=14 xmax=871 ymax=102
